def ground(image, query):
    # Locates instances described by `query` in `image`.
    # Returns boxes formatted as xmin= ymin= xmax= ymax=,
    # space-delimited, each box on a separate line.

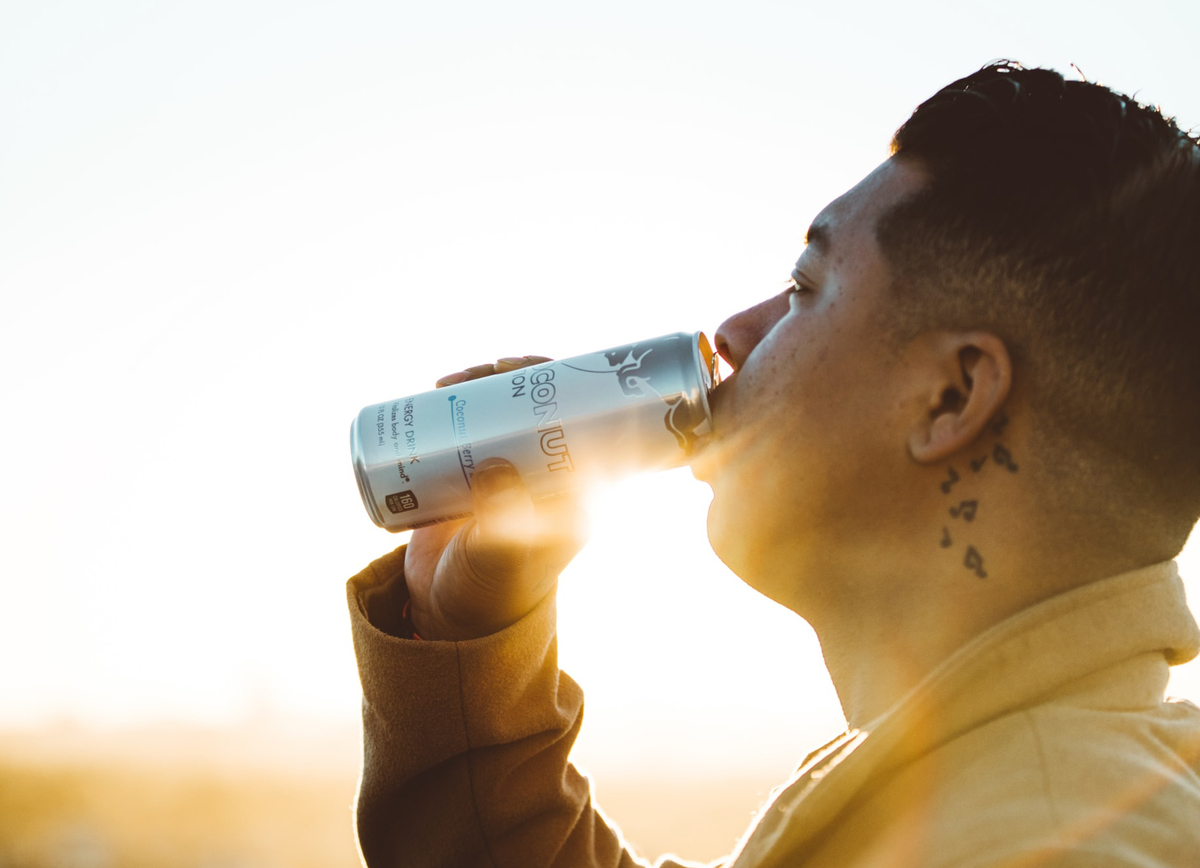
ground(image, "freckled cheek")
xmin=731 ymin=316 xmax=845 ymax=424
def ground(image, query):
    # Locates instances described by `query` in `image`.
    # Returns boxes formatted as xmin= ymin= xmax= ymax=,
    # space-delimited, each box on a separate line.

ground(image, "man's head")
xmin=701 ymin=62 xmax=1199 ymax=614
xmin=880 ymin=61 xmax=1200 ymax=549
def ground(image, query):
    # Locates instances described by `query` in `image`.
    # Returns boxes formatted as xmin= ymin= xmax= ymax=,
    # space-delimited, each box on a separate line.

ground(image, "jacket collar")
xmin=728 ymin=561 xmax=1199 ymax=868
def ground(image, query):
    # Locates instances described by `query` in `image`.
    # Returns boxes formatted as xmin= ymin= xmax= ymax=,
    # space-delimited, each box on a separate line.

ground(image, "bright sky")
xmin=2 ymin=0 xmax=1199 ymax=778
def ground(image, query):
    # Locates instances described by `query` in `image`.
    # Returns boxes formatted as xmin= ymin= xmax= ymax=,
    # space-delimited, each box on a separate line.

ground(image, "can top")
xmin=692 ymin=330 xmax=721 ymax=441
xmin=697 ymin=330 xmax=720 ymax=389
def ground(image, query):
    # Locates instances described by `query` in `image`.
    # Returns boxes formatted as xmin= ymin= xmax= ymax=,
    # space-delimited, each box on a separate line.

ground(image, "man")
xmin=347 ymin=62 xmax=1200 ymax=866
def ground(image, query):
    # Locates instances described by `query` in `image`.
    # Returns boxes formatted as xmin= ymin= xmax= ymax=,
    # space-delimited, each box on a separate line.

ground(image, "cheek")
xmin=751 ymin=334 xmax=893 ymax=484
xmin=741 ymin=327 xmax=841 ymax=434
xmin=738 ymin=320 xmax=818 ymax=403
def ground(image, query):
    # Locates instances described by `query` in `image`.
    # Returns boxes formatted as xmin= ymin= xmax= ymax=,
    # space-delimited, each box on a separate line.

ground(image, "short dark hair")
xmin=878 ymin=61 xmax=1200 ymax=541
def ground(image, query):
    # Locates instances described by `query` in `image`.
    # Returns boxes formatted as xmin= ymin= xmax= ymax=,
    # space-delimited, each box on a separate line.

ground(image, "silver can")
xmin=350 ymin=331 xmax=720 ymax=531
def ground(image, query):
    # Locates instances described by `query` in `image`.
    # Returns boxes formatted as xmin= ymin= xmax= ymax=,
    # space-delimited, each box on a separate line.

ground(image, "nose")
xmin=713 ymin=293 xmax=789 ymax=372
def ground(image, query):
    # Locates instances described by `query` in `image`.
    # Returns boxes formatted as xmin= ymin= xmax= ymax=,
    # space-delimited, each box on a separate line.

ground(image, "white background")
xmin=2 ymin=0 xmax=1197 ymax=778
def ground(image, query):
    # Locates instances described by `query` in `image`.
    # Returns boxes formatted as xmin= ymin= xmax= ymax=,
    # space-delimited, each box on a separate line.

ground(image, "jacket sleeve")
xmin=347 ymin=545 xmax=714 ymax=868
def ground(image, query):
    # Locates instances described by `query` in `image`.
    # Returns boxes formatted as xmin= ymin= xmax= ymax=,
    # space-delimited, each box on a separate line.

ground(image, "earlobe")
xmin=908 ymin=333 xmax=1012 ymax=465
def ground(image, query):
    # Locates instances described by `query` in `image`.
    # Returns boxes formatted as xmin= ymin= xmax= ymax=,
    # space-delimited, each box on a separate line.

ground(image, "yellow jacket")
xmin=348 ymin=552 xmax=1200 ymax=867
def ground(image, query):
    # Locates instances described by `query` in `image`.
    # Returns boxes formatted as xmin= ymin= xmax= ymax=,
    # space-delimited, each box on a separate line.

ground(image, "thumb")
xmin=463 ymin=459 xmax=537 ymax=582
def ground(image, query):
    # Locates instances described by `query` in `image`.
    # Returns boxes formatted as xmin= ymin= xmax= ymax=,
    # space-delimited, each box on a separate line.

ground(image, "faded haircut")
xmin=877 ymin=61 xmax=1200 ymax=542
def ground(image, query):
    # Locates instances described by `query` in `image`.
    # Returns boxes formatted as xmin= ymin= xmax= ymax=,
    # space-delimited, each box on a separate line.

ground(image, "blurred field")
xmin=0 ymin=722 xmax=362 ymax=868
xmin=0 ymin=723 xmax=784 ymax=867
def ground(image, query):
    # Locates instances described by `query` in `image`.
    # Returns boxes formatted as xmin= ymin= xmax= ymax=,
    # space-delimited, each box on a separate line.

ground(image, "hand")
xmin=403 ymin=357 xmax=589 ymax=641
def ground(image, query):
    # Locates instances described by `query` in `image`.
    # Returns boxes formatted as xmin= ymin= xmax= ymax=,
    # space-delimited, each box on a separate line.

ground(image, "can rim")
xmin=692 ymin=330 xmax=720 ymax=438
xmin=694 ymin=330 xmax=720 ymax=393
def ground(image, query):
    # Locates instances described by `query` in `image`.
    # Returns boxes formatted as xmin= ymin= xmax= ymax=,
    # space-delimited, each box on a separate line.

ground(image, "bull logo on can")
xmin=603 ymin=335 xmax=706 ymax=453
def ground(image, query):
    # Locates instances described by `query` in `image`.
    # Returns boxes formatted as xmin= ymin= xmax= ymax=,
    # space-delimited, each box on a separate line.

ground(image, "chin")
xmin=706 ymin=491 xmax=817 ymax=612
xmin=688 ymin=441 xmax=719 ymax=484
xmin=705 ymin=491 xmax=759 ymax=580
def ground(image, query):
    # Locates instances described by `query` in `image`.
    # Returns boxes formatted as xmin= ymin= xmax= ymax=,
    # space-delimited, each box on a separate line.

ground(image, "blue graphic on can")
xmin=447 ymin=395 xmax=476 ymax=489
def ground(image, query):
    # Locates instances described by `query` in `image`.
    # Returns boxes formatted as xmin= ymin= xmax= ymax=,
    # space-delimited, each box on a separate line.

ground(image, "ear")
xmin=907 ymin=332 xmax=1012 ymax=465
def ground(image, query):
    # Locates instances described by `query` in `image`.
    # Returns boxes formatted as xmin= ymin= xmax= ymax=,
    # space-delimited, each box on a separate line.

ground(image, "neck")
xmin=805 ymin=523 xmax=1158 ymax=729
xmin=811 ymin=572 xmax=978 ymax=728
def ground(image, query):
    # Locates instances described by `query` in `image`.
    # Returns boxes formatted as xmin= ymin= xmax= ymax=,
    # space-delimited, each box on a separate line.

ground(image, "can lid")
xmin=696 ymin=331 xmax=720 ymax=391
xmin=691 ymin=331 xmax=720 ymax=440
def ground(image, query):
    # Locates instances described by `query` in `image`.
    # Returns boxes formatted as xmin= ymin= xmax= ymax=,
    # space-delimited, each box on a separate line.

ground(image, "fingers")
xmin=466 ymin=460 xmax=538 ymax=581
xmin=465 ymin=460 xmax=588 ymax=620
xmin=497 ymin=355 xmax=552 ymax=371
xmin=530 ymin=490 xmax=592 ymax=579
xmin=419 ymin=460 xmax=587 ymax=641
xmin=422 ymin=461 xmax=542 ymax=640
xmin=435 ymin=356 xmax=552 ymax=388
xmin=472 ymin=460 xmax=587 ymax=570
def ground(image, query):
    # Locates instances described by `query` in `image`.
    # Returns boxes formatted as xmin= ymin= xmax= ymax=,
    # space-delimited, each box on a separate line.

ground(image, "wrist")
xmin=399 ymin=598 xmax=423 ymax=641
xmin=409 ymin=591 xmax=553 ymax=642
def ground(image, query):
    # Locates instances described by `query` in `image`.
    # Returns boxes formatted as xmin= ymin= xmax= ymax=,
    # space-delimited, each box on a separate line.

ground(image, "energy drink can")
xmin=350 ymin=331 xmax=720 ymax=531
